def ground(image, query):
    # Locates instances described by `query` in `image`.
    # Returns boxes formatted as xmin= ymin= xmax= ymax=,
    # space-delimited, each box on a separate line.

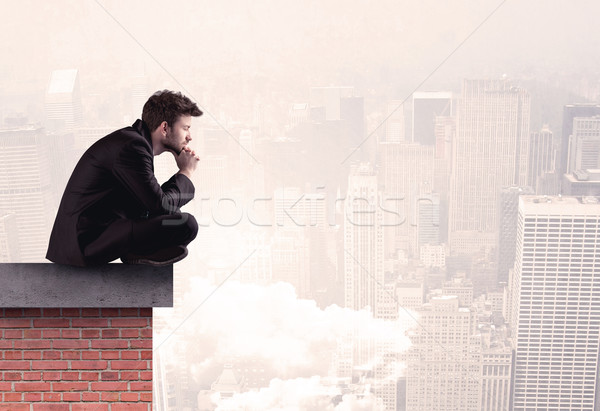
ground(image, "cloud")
xmin=156 ymin=279 xmax=413 ymax=388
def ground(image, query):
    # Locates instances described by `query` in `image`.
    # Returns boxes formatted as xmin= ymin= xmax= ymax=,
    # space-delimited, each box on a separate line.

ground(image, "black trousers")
xmin=82 ymin=213 xmax=198 ymax=265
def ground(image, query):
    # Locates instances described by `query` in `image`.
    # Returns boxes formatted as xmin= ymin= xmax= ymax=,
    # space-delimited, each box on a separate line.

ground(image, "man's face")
xmin=164 ymin=115 xmax=192 ymax=154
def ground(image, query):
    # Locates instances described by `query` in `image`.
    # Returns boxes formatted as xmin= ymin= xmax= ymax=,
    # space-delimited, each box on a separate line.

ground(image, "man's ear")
xmin=160 ymin=121 xmax=169 ymax=136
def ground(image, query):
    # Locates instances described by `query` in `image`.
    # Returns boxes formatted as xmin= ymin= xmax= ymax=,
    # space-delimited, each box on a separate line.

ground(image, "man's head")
xmin=142 ymin=90 xmax=202 ymax=155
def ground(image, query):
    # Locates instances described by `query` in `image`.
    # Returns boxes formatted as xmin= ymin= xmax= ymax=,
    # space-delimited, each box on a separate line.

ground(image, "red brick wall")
xmin=0 ymin=308 xmax=152 ymax=411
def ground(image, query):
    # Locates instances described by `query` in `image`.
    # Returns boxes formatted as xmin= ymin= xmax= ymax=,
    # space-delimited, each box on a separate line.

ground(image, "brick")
xmin=4 ymin=392 xmax=22 ymax=401
xmin=53 ymin=340 xmax=89 ymax=349
xmin=14 ymin=382 xmax=51 ymax=391
xmin=100 ymin=371 xmax=119 ymax=380
xmin=32 ymin=361 xmax=69 ymax=370
xmin=35 ymin=404 xmax=69 ymax=410
xmin=91 ymin=340 xmax=128 ymax=349
xmin=81 ymin=329 xmax=100 ymax=339
xmin=110 ymin=360 xmax=147 ymax=370
xmin=140 ymin=392 xmax=152 ymax=402
xmin=0 ymin=361 xmax=30 ymax=370
xmin=72 ymin=319 xmax=109 ymax=328
xmin=111 ymin=318 xmax=148 ymax=328
xmin=81 ymin=392 xmax=100 ymax=402
xmin=101 ymin=329 xmax=120 ymax=338
xmin=120 ymin=392 xmax=139 ymax=401
xmin=0 ymin=319 xmax=30 ymax=328
xmin=23 ymin=351 xmax=42 ymax=360
xmin=140 ymin=371 xmax=152 ymax=380
xmin=139 ymin=308 xmax=152 ymax=317
xmin=42 ymin=329 xmax=61 ymax=339
xmin=60 ymin=372 xmax=80 ymax=381
xmin=3 ymin=308 xmax=23 ymax=317
xmin=62 ymin=392 xmax=81 ymax=402
xmin=121 ymin=351 xmax=139 ymax=360
xmin=24 ymin=392 xmax=43 ymax=402
xmin=23 ymin=308 xmax=42 ymax=317
xmin=120 ymin=329 xmax=139 ymax=338
xmin=0 ymin=404 xmax=28 ymax=411
xmin=42 ymin=351 xmax=61 ymax=360
xmin=33 ymin=319 xmax=70 ymax=328
xmin=4 ymin=351 xmax=23 ymax=360
xmin=61 ymin=329 xmax=81 ymax=339
xmin=15 ymin=340 xmax=52 ymax=350
xmin=24 ymin=329 xmax=42 ymax=339
xmin=61 ymin=308 xmax=81 ymax=317
xmin=0 ymin=341 xmax=13 ymax=349
xmin=71 ymin=361 xmax=108 ymax=370
xmin=100 ymin=351 xmax=120 ymax=360
xmin=81 ymin=309 xmax=100 ymax=317
xmin=130 ymin=340 xmax=152 ymax=349
xmin=91 ymin=381 xmax=128 ymax=391
xmin=41 ymin=308 xmax=61 ymax=317
xmin=62 ymin=351 xmax=81 ymax=360
xmin=140 ymin=329 xmax=152 ymax=338
xmin=0 ymin=382 xmax=12 ymax=390
xmin=100 ymin=308 xmax=120 ymax=317
xmin=140 ymin=351 xmax=152 ymax=360
xmin=130 ymin=381 xmax=152 ymax=391
xmin=23 ymin=371 xmax=42 ymax=380
xmin=80 ymin=372 xmax=100 ymax=381
xmin=42 ymin=392 xmax=63 ymax=402
xmin=82 ymin=351 xmax=100 ymax=360
xmin=112 ymin=404 xmax=150 ymax=411
xmin=4 ymin=330 xmax=23 ymax=339
xmin=120 ymin=371 xmax=139 ymax=381
xmin=4 ymin=371 xmax=22 ymax=380
xmin=101 ymin=392 xmax=119 ymax=401
xmin=73 ymin=405 xmax=108 ymax=411
xmin=52 ymin=382 xmax=89 ymax=391
xmin=42 ymin=372 xmax=62 ymax=381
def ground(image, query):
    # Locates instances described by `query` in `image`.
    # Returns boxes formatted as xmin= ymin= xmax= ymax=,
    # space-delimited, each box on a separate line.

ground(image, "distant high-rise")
xmin=344 ymin=163 xmax=384 ymax=312
xmin=528 ymin=125 xmax=556 ymax=193
xmin=567 ymin=116 xmax=600 ymax=173
xmin=509 ymin=196 xmax=600 ymax=410
xmin=449 ymin=79 xmax=530 ymax=254
xmin=563 ymin=169 xmax=600 ymax=196
xmin=384 ymin=100 xmax=405 ymax=142
xmin=412 ymin=91 xmax=453 ymax=145
xmin=45 ymin=69 xmax=83 ymax=131
xmin=0 ymin=126 xmax=54 ymax=261
xmin=497 ymin=186 xmax=534 ymax=284
xmin=0 ymin=211 xmax=19 ymax=262
xmin=560 ymin=104 xmax=600 ymax=176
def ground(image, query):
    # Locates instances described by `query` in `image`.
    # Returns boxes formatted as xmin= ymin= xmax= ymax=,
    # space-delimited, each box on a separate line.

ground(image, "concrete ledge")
xmin=0 ymin=263 xmax=173 ymax=307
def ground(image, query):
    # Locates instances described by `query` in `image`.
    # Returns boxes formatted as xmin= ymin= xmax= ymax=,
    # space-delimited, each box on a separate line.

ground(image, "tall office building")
xmin=0 ymin=211 xmax=19 ymax=262
xmin=449 ymin=79 xmax=530 ymax=254
xmin=497 ymin=186 xmax=534 ymax=284
xmin=509 ymin=195 xmax=600 ymax=410
xmin=528 ymin=125 xmax=556 ymax=194
xmin=412 ymin=91 xmax=453 ymax=145
xmin=384 ymin=100 xmax=405 ymax=142
xmin=560 ymin=104 xmax=600 ymax=176
xmin=344 ymin=163 xmax=384 ymax=312
xmin=44 ymin=69 xmax=83 ymax=131
xmin=567 ymin=116 xmax=600 ymax=173
xmin=0 ymin=126 xmax=54 ymax=262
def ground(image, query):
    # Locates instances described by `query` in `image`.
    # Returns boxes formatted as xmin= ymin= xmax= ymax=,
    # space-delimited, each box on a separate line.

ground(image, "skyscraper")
xmin=567 ymin=115 xmax=600 ymax=173
xmin=449 ymin=79 xmax=530 ymax=254
xmin=412 ymin=91 xmax=453 ymax=145
xmin=44 ymin=69 xmax=83 ymax=132
xmin=509 ymin=195 xmax=600 ymax=410
xmin=528 ymin=125 xmax=556 ymax=194
xmin=560 ymin=104 xmax=600 ymax=176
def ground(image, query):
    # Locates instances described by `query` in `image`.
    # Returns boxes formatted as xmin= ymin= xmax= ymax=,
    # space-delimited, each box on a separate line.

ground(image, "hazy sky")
xmin=3 ymin=0 xmax=600 ymax=101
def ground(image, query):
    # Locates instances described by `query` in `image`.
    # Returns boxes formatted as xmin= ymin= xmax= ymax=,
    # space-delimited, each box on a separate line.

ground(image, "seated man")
xmin=46 ymin=90 xmax=202 ymax=266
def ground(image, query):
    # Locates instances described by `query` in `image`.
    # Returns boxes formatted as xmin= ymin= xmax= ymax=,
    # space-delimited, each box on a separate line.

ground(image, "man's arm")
xmin=113 ymin=140 xmax=195 ymax=215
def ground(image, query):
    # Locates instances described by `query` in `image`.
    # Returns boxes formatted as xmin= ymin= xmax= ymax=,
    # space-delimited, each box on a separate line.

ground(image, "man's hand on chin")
xmin=176 ymin=146 xmax=200 ymax=179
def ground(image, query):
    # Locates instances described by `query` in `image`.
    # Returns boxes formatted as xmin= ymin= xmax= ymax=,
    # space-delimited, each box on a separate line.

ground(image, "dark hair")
xmin=142 ymin=90 xmax=202 ymax=132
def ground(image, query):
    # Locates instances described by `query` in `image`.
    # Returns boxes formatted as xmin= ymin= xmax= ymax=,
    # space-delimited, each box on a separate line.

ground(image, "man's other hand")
xmin=176 ymin=146 xmax=200 ymax=179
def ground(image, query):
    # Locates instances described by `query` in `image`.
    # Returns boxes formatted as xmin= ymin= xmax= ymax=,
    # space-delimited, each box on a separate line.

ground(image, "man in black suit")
xmin=46 ymin=90 xmax=202 ymax=266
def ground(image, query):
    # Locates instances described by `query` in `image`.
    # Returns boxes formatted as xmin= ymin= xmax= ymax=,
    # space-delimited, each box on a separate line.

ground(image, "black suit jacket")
xmin=46 ymin=119 xmax=195 ymax=266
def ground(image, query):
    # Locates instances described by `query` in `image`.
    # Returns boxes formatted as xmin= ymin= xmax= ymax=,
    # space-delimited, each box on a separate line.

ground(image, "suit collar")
xmin=133 ymin=119 xmax=153 ymax=151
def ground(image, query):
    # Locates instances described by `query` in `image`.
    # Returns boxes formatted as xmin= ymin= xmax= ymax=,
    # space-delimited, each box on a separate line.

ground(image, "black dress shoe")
xmin=120 ymin=245 xmax=188 ymax=266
